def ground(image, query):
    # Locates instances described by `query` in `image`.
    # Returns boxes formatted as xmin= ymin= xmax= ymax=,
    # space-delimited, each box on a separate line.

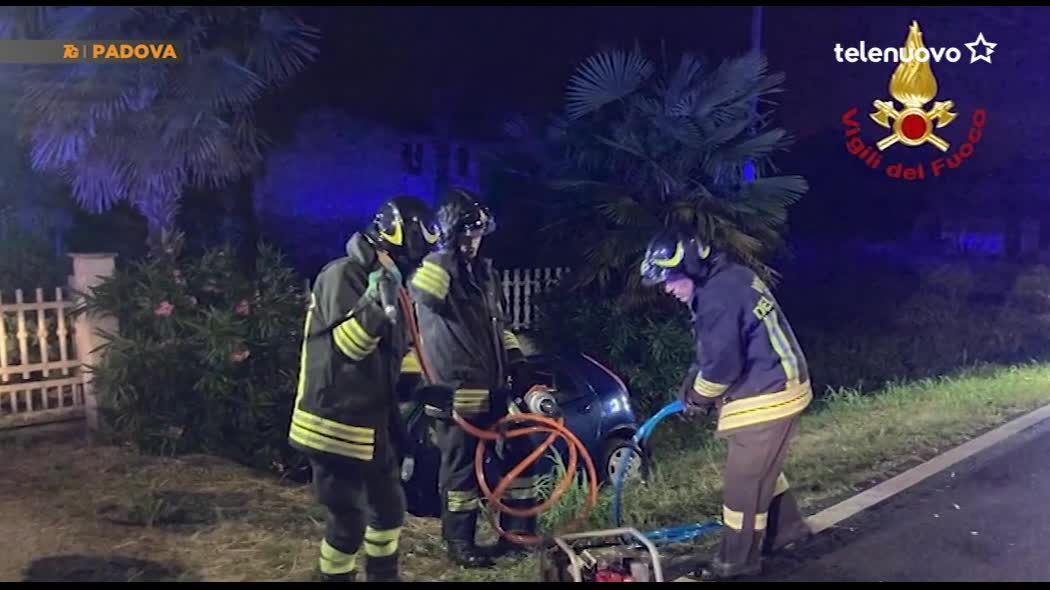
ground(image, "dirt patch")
xmin=0 ymin=440 xmax=539 ymax=582
xmin=22 ymin=555 xmax=196 ymax=582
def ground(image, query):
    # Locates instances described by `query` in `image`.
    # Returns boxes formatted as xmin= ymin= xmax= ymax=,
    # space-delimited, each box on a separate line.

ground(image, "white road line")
xmin=674 ymin=402 xmax=1050 ymax=582
xmin=807 ymin=402 xmax=1050 ymax=533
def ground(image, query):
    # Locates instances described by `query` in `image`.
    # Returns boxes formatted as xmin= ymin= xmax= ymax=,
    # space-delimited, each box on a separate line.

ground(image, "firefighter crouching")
xmin=408 ymin=188 xmax=540 ymax=568
xmin=289 ymin=196 xmax=440 ymax=582
xmin=640 ymin=229 xmax=813 ymax=581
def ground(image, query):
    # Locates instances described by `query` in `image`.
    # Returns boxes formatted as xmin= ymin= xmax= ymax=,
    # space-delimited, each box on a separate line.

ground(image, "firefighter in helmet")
xmin=289 ymin=195 xmax=439 ymax=582
xmin=640 ymin=228 xmax=813 ymax=581
xmin=408 ymin=187 xmax=539 ymax=568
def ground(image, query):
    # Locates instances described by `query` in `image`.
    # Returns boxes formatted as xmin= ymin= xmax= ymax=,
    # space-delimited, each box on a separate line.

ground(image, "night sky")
xmin=262 ymin=6 xmax=1050 ymax=244
xmin=285 ymin=7 xmax=1044 ymax=152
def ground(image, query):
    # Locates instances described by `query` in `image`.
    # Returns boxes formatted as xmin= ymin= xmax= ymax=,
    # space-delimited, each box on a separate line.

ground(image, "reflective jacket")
xmin=289 ymin=233 xmax=419 ymax=463
xmin=408 ymin=251 xmax=523 ymax=417
xmin=683 ymin=254 xmax=812 ymax=434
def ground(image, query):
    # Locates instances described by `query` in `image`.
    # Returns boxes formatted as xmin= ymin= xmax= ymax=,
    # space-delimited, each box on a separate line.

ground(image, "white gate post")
xmin=68 ymin=253 xmax=118 ymax=434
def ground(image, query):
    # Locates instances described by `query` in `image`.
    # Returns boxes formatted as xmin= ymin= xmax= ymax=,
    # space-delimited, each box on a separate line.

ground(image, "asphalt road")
xmin=754 ymin=421 xmax=1050 ymax=583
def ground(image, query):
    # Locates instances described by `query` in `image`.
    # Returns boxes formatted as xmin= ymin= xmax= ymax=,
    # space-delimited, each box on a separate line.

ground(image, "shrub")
xmin=532 ymin=284 xmax=693 ymax=414
xmin=534 ymin=259 xmax=1050 ymax=413
xmin=80 ymin=235 xmax=308 ymax=474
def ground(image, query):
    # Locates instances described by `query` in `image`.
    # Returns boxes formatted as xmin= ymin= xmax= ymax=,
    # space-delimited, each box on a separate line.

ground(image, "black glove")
xmin=414 ymin=384 xmax=455 ymax=412
xmin=507 ymin=359 xmax=531 ymax=395
xmin=678 ymin=368 xmax=716 ymax=420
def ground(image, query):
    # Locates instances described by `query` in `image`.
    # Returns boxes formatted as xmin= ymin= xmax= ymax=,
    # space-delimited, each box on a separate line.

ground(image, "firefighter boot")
xmin=366 ymin=555 xmax=400 ymax=583
xmin=447 ymin=541 xmax=495 ymax=568
xmin=318 ymin=570 xmax=356 ymax=583
xmin=693 ymin=557 xmax=762 ymax=581
xmin=493 ymin=537 xmax=531 ymax=559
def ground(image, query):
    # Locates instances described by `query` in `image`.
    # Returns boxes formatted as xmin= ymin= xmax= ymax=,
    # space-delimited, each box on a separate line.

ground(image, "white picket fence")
xmin=0 ymin=253 xmax=117 ymax=433
xmin=500 ymin=267 xmax=569 ymax=330
xmin=302 ymin=266 xmax=570 ymax=330
xmin=0 ymin=261 xmax=566 ymax=433
xmin=0 ymin=287 xmax=85 ymax=430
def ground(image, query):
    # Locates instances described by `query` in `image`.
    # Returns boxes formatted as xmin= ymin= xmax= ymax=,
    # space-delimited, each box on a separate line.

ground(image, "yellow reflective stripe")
xmin=334 ymin=317 xmax=379 ymax=361
xmin=364 ymin=526 xmax=401 ymax=558
xmin=752 ymin=276 xmax=773 ymax=299
xmin=411 ymin=262 xmax=450 ymax=299
xmin=454 ymin=389 xmax=489 ymax=401
xmin=411 ymin=272 xmax=448 ymax=299
xmin=763 ymin=310 xmax=800 ymax=386
xmin=453 ymin=403 xmax=489 ymax=415
xmin=320 ymin=539 xmax=358 ymax=575
xmin=502 ymin=330 xmax=521 ymax=351
xmin=755 ymin=512 xmax=768 ymax=531
xmin=295 ymin=294 xmax=317 ymax=403
xmin=453 ymin=389 xmax=490 ymax=413
xmin=653 ymin=241 xmax=684 ymax=267
xmin=509 ymin=475 xmax=538 ymax=490
xmin=289 ymin=423 xmax=374 ymax=461
xmin=401 ymin=348 xmax=421 ymax=374
xmin=774 ymin=473 xmax=790 ymax=496
xmin=292 ymin=409 xmax=375 ymax=444
xmin=505 ymin=476 xmax=539 ymax=500
xmin=693 ymin=374 xmax=729 ymax=397
xmin=505 ymin=488 xmax=538 ymax=500
xmin=717 ymin=382 xmax=813 ymax=432
xmin=722 ymin=505 xmax=744 ymax=531
xmin=447 ymin=490 xmax=480 ymax=512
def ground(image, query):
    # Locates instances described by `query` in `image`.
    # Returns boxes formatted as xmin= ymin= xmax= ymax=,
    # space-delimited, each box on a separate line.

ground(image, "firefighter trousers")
xmin=717 ymin=415 xmax=811 ymax=575
xmin=309 ymin=452 xmax=406 ymax=579
xmin=435 ymin=413 xmax=540 ymax=544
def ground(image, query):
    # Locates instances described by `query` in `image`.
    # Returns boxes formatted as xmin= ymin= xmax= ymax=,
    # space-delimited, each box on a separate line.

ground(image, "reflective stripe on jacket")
xmin=289 ymin=233 xmax=413 ymax=462
xmin=685 ymin=255 xmax=812 ymax=433
xmin=408 ymin=252 xmax=523 ymax=417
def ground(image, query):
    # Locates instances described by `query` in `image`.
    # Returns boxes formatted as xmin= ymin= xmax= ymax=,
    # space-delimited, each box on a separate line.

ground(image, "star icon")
xmin=965 ymin=32 xmax=996 ymax=64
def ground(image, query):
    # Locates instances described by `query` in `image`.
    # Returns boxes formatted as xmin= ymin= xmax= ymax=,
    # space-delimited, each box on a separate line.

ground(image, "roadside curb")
xmin=806 ymin=402 xmax=1050 ymax=533
xmin=673 ymin=402 xmax=1050 ymax=582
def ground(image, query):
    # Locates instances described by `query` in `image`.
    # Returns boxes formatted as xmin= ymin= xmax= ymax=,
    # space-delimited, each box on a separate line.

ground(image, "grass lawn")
xmin=2 ymin=363 xmax=1049 ymax=582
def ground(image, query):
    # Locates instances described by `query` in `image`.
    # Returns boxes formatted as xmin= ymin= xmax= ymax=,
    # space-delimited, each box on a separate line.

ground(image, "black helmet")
xmin=640 ymin=229 xmax=712 ymax=287
xmin=369 ymin=195 xmax=440 ymax=265
xmin=436 ymin=187 xmax=496 ymax=250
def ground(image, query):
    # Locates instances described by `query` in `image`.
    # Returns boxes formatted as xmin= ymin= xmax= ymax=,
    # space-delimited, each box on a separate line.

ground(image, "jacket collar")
xmin=345 ymin=232 xmax=380 ymax=270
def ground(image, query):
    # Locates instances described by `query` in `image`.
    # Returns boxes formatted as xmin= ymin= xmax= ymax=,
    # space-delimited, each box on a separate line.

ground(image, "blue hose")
xmin=611 ymin=399 xmax=683 ymax=528
xmin=610 ymin=399 xmax=722 ymax=544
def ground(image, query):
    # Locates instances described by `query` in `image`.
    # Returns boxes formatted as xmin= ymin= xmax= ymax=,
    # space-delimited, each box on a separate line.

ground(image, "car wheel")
xmin=601 ymin=437 xmax=644 ymax=484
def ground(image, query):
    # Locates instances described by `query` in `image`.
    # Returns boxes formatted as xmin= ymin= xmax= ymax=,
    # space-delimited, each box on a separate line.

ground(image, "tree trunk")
xmin=138 ymin=194 xmax=179 ymax=254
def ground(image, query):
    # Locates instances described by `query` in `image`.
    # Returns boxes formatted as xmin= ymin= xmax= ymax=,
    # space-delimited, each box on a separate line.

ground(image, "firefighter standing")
xmin=640 ymin=229 xmax=814 ymax=581
xmin=408 ymin=188 xmax=538 ymax=568
xmin=289 ymin=196 xmax=440 ymax=583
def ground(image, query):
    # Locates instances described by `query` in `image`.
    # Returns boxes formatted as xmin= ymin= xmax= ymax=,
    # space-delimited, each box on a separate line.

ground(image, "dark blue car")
xmin=398 ymin=352 xmax=647 ymax=518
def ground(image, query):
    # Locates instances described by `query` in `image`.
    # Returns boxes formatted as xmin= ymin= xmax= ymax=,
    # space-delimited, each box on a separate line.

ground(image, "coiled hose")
xmin=396 ymin=286 xmax=599 ymax=546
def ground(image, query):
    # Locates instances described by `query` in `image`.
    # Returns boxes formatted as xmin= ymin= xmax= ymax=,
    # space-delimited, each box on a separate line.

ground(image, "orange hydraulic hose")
xmin=394 ymin=284 xmax=600 ymax=546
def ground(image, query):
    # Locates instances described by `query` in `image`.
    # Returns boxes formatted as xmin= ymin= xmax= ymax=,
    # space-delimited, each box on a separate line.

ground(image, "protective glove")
xmin=365 ymin=266 xmax=403 ymax=322
xmin=678 ymin=368 xmax=716 ymax=421
xmin=365 ymin=265 xmax=403 ymax=299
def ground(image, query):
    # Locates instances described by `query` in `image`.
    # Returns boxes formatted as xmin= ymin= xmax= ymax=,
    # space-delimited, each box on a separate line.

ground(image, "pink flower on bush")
xmin=154 ymin=301 xmax=175 ymax=317
xmin=229 ymin=349 xmax=251 ymax=363
xmin=235 ymin=299 xmax=251 ymax=316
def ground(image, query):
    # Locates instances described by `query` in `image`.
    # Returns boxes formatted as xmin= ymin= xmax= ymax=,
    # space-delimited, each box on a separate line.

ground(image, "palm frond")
xmin=565 ymin=46 xmax=654 ymax=120
xmin=243 ymin=9 xmax=322 ymax=86
xmin=9 ymin=6 xmax=319 ymax=244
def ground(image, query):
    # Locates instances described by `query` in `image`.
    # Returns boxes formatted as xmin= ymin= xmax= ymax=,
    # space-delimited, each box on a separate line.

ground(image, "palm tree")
xmin=0 ymin=6 xmax=320 ymax=250
xmin=507 ymin=43 xmax=808 ymax=294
